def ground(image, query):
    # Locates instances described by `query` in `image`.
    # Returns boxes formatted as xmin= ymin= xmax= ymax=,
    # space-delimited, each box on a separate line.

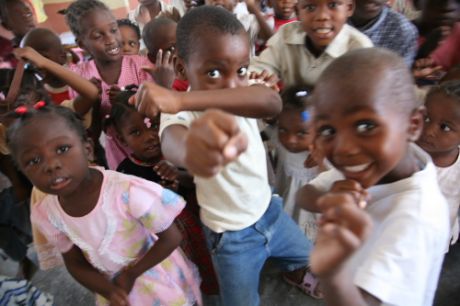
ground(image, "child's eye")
xmin=111 ymin=27 xmax=118 ymax=34
xmin=355 ymin=121 xmax=376 ymax=134
xmin=328 ymin=1 xmax=339 ymax=9
xmin=130 ymin=129 xmax=141 ymax=136
xmin=305 ymin=4 xmax=316 ymax=11
xmin=56 ymin=145 xmax=70 ymax=154
xmin=278 ymin=128 xmax=286 ymax=134
xmin=208 ymin=69 xmax=221 ymax=79
xmin=129 ymin=41 xmax=139 ymax=48
xmin=26 ymin=156 xmax=41 ymax=167
xmin=424 ymin=116 xmax=431 ymax=123
xmin=440 ymin=123 xmax=452 ymax=132
xmin=297 ymin=130 xmax=308 ymax=137
xmin=317 ymin=125 xmax=335 ymax=138
xmin=237 ymin=67 xmax=248 ymax=76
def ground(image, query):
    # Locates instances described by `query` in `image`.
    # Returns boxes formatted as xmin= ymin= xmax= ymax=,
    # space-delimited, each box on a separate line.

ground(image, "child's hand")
xmin=245 ymin=0 xmax=260 ymax=13
xmin=143 ymin=49 xmax=175 ymax=89
xmin=185 ymin=109 xmax=248 ymax=177
xmin=108 ymin=85 xmax=122 ymax=105
xmin=13 ymin=47 xmax=47 ymax=69
xmin=310 ymin=192 xmax=373 ymax=278
xmin=154 ymin=160 xmax=180 ymax=190
xmin=330 ymin=179 xmax=369 ymax=208
xmin=412 ymin=58 xmax=444 ymax=81
xmin=108 ymin=286 xmax=130 ymax=306
xmin=249 ymin=70 xmax=280 ymax=92
xmin=129 ymin=81 xmax=182 ymax=117
xmin=90 ymin=77 xmax=102 ymax=94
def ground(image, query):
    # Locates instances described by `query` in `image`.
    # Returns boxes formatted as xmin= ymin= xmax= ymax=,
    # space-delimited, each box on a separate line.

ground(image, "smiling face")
xmin=119 ymin=25 xmax=140 ymax=55
xmin=13 ymin=114 xmax=91 ymax=197
xmin=271 ymin=0 xmax=298 ymax=20
xmin=178 ymin=30 xmax=250 ymax=90
xmin=77 ymin=9 xmax=122 ymax=63
xmin=2 ymin=0 xmax=36 ymax=38
xmin=417 ymin=91 xmax=460 ymax=166
xmin=297 ymin=0 xmax=354 ymax=53
xmin=313 ymin=71 xmax=422 ymax=188
xmin=117 ymin=110 xmax=162 ymax=163
xmin=278 ymin=108 xmax=312 ymax=153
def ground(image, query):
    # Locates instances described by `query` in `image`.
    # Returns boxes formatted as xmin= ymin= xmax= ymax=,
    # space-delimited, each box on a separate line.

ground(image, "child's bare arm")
xmin=245 ymin=0 xmax=274 ymax=41
xmin=296 ymin=184 xmax=325 ymax=213
xmin=130 ymin=81 xmax=281 ymax=119
xmin=14 ymin=47 xmax=99 ymax=104
xmin=161 ymin=110 xmax=248 ymax=177
xmin=112 ymin=223 xmax=182 ymax=294
xmin=311 ymin=192 xmax=379 ymax=306
xmin=62 ymin=245 xmax=129 ymax=305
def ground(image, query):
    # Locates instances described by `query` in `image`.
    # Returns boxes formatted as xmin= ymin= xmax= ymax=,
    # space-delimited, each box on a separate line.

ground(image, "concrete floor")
xmin=1 ymin=243 xmax=460 ymax=305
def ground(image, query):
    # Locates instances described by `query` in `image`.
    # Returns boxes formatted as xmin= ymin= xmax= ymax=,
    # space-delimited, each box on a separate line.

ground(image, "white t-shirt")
xmin=309 ymin=145 xmax=450 ymax=306
xmin=160 ymin=112 xmax=272 ymax=233
xmin=436 ymin=149 xmax=460 ymax=245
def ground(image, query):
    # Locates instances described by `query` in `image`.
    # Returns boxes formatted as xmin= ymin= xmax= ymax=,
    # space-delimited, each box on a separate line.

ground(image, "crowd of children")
xmin=0 ymin=0 xmax=459 ymax=305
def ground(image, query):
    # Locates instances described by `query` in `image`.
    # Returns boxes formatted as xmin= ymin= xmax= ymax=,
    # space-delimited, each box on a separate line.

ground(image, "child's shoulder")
xmin=339 ymin=24 xmax=374 ymax=49
xmin=267 ymin=21 xmax=304 ymax=46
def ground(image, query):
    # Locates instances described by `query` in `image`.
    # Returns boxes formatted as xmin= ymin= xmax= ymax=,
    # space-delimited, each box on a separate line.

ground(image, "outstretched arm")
xmin=130 ymin=81 xmax=282 ymax=119
xmin=14 ymin=47 xmax=99 ymax=115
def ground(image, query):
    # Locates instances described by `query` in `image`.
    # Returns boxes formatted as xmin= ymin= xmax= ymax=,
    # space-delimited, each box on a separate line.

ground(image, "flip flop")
xmin=283 ymin=269 xmax=324 ymax=299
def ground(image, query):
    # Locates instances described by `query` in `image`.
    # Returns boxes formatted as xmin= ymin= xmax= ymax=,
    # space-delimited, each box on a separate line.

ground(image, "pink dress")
xmin=69 ymin=55 xmax=152 ymax=169
xmin=31 ymin=170 xmax=202 ymax=306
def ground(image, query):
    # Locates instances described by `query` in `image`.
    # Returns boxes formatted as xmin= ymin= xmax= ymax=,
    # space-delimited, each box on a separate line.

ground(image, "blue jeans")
xmin=202 ymin=195 xmax=312 ymax=306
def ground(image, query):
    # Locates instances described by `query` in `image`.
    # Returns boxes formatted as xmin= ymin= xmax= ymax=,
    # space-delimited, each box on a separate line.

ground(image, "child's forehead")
xmin=80 ymin=9 xmax=116 ymax=32
xmin=191 ymin=30 xmax=249 ymax=57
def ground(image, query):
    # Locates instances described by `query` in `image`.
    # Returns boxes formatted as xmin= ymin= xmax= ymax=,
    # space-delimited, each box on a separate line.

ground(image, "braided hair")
xmin=64 ymin=0 xmax=110 ymax=38
xmin=428 ymin=80 xmax=460 ymax=102
xmin=6 ymin=104 xmax=87 ymax=157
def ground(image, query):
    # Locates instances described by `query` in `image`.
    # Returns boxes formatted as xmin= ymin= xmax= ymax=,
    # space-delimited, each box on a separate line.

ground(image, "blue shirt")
xmin=350 ymin=6 xmax=418 ymax=66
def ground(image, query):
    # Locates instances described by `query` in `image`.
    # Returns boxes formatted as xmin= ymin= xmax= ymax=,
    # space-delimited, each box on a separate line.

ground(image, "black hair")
xmin=176 ymin=5 xmax=246 ymax=62
xmin=142 ymin=16 xmax=176 ymax=54
xmin=314 ymin=48 xmax=416 ymax=114
xmin=281 ymin=85 xmax=314 ymax=111
xmin=428 ymin=79 xmax=460 ymax=102
xmin=117 ymin=18 xmax=141 ymax=40
xmin=0 ymin=68 xmax=51 ymax=110
xmin=0 ymin=0 xmax=21 ymax=26
xmin=64 ymin=0 xmax=110 ymax=38
xmin=6 ymin=105 xmax=88 ymax=156
xmin=105 ymin=90 xmax=138 ymax=133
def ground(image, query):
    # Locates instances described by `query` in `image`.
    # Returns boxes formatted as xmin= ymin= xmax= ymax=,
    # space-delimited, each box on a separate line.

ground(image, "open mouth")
xmin=342 ymin=163 xmax=371 ymax=173
xmin=50 ymin=176 xmax=71 ymax=191
xmin=106 ymin=46 xmax=120 ymax=56
xmin=312 ymin=27 xmax=334 ymax=39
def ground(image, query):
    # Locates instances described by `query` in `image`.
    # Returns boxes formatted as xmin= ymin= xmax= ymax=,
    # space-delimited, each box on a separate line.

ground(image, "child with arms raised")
xmin=6 ymin=104 xmax=201 ymax=306
xmin=417 ymin=80 xmax=460 ymax=246
xmin=298 ymin=48 xmax=449 ymax=306
xmin=131 ymin=6 xmax=317 ymax=305
xmin=64 ymin=0 xmax=152 ymax=169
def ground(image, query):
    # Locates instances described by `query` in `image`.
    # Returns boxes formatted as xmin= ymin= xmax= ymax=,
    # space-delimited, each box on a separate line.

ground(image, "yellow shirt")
xmin=250 ymin=22 xmax=373 ymax=87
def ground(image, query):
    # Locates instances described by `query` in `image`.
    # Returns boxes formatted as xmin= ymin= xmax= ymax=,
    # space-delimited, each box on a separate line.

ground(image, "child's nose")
xmin=333 ymin=133 xmax=360 ymax=156
xmin=44 ymin=158 xmax=62 ymax=173
xmin=314 ymin=4 xmax=331 ymax=20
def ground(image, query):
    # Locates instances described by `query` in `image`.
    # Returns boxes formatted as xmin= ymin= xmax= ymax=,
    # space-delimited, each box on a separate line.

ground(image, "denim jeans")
xmin=202 ymin=195 xmax=313 ymax=306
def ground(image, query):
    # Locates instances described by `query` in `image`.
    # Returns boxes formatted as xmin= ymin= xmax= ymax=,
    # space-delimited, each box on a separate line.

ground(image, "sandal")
xmin=283 ymin=269 xmax=324 ymax=299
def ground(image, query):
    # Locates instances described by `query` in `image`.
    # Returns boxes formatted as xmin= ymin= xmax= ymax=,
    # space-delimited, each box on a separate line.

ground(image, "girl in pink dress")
xmin=64 ymin=0 xmax=153 ymax=169
xmin=6 ymin=103 xmax=202 ymax=306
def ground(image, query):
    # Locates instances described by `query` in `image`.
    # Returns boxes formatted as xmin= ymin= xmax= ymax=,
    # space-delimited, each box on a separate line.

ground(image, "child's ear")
xmin=346 ymin=0 xmax=356 ymax=17
xmin=84 ymin=139 xmax=95 ymax=163
xmin=407 ymin=106 xmax=425 ymax=142
xmin=174 ymin=57 xmax=188 ymax=81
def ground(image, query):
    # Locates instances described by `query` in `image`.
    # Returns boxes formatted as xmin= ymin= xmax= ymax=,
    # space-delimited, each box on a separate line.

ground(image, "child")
xmin=21 ymin=28 xmax=76 ymax=104
xmin=131 ymin=6 xmax=318 ymax=305
xmin=6 ymin=104 xmax=202 ymax=306
xmin=205 ymin=0 xmax=274 ymax=55
xmin=64 ymin=0 xmax=152 ymax=169
xmin=298 ymin=48 xmax=449 ymax=306
xmin=250 ymin=0 xmax=373 ymax=87
xmin=128 ymin=0 xmax=181 ymax=34
xmin=117 ymin=19 xmax=141 ymax=55
xmin=266 ymin=0 xmax=298 ymax=32
xmin=275 ymin=85 xmax=320 ymax=240
xmin=0 ymin=0 xmax=36 ymax=68
xmin=348 ymin=0 xmax=418 ymax=66
xmin=109 ymin=93 xmax=220 ymax=295
xmin=142 ymin=17 xmax=179 ymax=89
xmin=416 ymin=80 xmax=460 ymax=246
